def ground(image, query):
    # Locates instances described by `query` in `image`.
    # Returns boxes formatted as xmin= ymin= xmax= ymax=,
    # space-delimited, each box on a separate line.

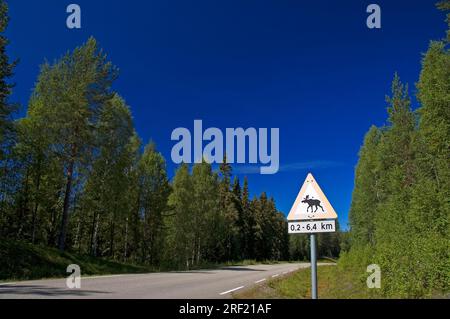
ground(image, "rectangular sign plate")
xmin=288 ymin=220 xmax=336 ymax=234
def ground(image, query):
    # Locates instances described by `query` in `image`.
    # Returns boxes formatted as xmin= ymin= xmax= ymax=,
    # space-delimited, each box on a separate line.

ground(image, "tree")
xmin=165 ymin=164 xmax=194 ymax=269
xmin=437 ymin=1 xmax=450 ymax=41
xmin=241 ymin=177 xmax=255 ymax=259
xmin=410 ymin=10 xmax=450 ymax=294
xmin=249 ymin=193 xmax=289 ymax=261
xmin=79 ymin=94 xmax=137 ymax=257
xmin=218 ymin=157 xmax=240 ymax=260
xmin=346 ymin=45 xmax=449 ymax=296
xmin=372 ymin=75 xmax=418 ymax=296
xmin=0 ymin=0 xmax=16 ymax=159
xmin=0 ymin=0 xmax=17 ymax=235
xmin=349 ymin=126 xmax=382 ymax=246
xmin=26 ymin=37 xmax=118 ymax=251
xmin=232 ymin=177 xmax=245 ymax=259
xmin=137 ymin=142 xmax=171 ymax=265
xmin=191 ymin=161 xmax=220 ymax=265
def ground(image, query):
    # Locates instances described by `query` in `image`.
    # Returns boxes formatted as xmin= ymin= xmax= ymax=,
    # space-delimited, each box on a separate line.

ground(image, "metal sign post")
xmin=287 ymin=173 xmax=338 ymax=300
xmin=310 ymin=233 xmax=318 ymax=299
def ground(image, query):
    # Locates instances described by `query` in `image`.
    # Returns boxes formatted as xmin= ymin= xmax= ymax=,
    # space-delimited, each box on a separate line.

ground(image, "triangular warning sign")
xmin=287 ymin=173 xmax=338 ymax=221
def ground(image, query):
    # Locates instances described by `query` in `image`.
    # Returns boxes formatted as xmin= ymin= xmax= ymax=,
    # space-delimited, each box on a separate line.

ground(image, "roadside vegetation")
xmin=342 ymin=2 xmax=449 ymax=298
xmin=0 ymin=0 xmax=448 ymax=298
xmin=235 ymin=265 xmax=381 ymax=299
xmin=242 ymin=1 xmax=450 ymax=299
xmin=0 ymin=0 xmax=304 ymax=275
xmin=0 ymin=0 xmax=343 ymax=280
xmin=0 ymin=240 xmax=155 ymax=282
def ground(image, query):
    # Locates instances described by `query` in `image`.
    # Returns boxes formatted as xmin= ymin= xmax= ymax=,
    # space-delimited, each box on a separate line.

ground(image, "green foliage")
xmin=20 ymin=37 xmax=118 ymax=251
xmin=0 ymin=0 xmax=17 ymax=238
xmin=236 ymin=263 xmax=382 ymax=299
xmin=0 ymin=0 xmax=16 ymax=158
xmin=0 ymin=240 xmax=155 ymax=281
xmin=73 ymin=94 xmax=138 ymax=259
xmin=163 ymin=161 xmax=290 ymax=270
xmin=136 ymin=142 xmax=171 ymax=265
xmin=0 ymin=17 xmax=341 ymax=278
xmin=346 ymin=8 xmax=450 ymax=297
xmin=437 ymin=1 xmax=450 ymax=41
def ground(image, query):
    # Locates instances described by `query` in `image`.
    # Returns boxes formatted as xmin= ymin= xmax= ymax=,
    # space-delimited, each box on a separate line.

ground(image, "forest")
xmin=1 ymin=0 xmax=448 ymax=299
xmin=342 ymin=1 xmax=449 ymax=298
xmin=0 ymin=0 xmax=340 ymax=272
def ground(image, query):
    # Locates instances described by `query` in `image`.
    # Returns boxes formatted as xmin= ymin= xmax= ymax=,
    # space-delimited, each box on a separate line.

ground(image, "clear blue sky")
xmin=6 ymin=1 xmax=447 ymax=229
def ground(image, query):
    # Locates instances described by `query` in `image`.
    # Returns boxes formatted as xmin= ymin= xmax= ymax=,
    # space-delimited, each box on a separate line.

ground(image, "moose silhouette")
xmin=302 ymin=195 xmax=324 ymax=213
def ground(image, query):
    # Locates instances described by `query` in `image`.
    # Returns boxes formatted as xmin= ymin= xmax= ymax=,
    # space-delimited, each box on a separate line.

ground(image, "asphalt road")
xmin=0 ymin=263 xmax=315 ymax=299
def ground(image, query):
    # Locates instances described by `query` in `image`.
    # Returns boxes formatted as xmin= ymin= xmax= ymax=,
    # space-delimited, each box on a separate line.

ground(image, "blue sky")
xmin=6 ymin=1 xmax=447 ymax=229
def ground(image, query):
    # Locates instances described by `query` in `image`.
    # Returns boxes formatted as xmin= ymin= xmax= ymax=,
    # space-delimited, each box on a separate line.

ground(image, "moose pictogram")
xmin=302 ymin=195 xmax=325 ymax=213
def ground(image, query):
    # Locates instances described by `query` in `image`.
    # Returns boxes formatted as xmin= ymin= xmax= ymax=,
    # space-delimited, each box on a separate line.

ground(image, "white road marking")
xmin=255 ymin=279 xmax=266 ymax=284
xmin=220 ymin=286 xmax=245 ymax=295
xmin=272 ymin=274 xmax=280 ymax=278
xmin=282 ymin=272 xmax=288 ymax=275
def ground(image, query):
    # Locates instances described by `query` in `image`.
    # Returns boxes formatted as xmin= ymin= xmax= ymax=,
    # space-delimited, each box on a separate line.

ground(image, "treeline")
xmin=289 ymin=225 xmax=342 ymax=261
xmin=0 ymin=2 xmax=290 ymax=269
xmin=344 ymin=2 xmax=449 ymax=297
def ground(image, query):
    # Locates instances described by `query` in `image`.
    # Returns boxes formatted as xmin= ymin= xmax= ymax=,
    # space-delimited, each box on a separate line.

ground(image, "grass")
xmin=223 ymin=260 xmax=299 ymax=267
xmin=0 ymin=240 xmax=156 ymax=282
xmin=235 ymin=264 xmax=383 ymax=299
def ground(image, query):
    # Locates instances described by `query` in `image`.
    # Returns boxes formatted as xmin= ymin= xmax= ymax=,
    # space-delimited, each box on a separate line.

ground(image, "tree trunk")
xmin=92 ymin=213 xmax=100 ymax=256
xmin=31 ymin=159 xmax=42 ymax=244
xmin=109 ymin=219 xmax=115 ymax=258
xmin=124 ymin=217 xmax=129 ymax=261
xmin=58 ymin=157 xmax=75 ymax=251
xmin=17 ymin=169 xmax=30 ymax=240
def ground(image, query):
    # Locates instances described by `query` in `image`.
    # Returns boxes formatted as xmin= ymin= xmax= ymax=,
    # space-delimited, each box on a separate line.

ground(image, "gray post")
xmin=310 ymin=233 xmax=318 ymax=299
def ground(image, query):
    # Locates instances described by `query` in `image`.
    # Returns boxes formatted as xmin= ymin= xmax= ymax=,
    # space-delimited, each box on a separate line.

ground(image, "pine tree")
xmin=166 ymin=164 xmax=195 ymax=269
xmin=372 ymin=75 xmax=419 ymax=296
xmin=79 ymin=94 xmax=137 ymax=257
xmin=241 ymin=177 xmax=255 ymax=259
xmin=13 ymin=111 xmax=65 ymax=244
xmin=137 ymin=142 xmax=171 ymax=265
xmin=25 ymin=37 xmax=118 ymax=250
xmin=437 ymin=1 xmax=450 ymax=42
xmin=0 ymin=0 xmax=17 ymax=234
xmin=0 ymin=0 xmax=16 ymax=159
xmin=410 ymin=10 xmax=450 ymax=294
xmin=349 ymin=126 xmax=382 ymax=246
xmin=191 ymin=161 xmax=220 ymax=265
xmin=218 ymin=157 xmax=240 ymax=260
xmin=232 ymin=177 xmax=245 ymax=259
xmin=344 ymin=5 xmax=450 ymax=297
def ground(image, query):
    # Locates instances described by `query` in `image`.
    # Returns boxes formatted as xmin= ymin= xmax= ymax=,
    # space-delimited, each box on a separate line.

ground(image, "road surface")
xmin=0 ymin=263 xmax=320 ymax=299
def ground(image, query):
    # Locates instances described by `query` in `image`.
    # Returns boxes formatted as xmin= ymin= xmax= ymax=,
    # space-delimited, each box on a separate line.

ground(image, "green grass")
xmin=235 ymin=264 xmax=383 ymax=299
xmin=223 ymin=260 xmax=298 ymax=267
xmin=0 ymin=240 xmax=156 ymax=282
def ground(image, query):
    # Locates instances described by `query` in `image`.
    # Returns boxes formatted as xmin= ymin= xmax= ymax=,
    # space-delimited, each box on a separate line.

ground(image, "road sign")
xmin=287 ymin=173 xmax=339 ymax=300
xmin=287 ymin=173 xmax=337 ymax=221
xmin=288 ymin=220 xmax=336 ymax=234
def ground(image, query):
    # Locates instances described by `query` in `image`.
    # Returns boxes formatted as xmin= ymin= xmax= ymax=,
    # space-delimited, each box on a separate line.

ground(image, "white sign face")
xmin=288 ymin=220 xmax=336 ymax=234
xmin=287 ymin=173 xmax=338 ymax=221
